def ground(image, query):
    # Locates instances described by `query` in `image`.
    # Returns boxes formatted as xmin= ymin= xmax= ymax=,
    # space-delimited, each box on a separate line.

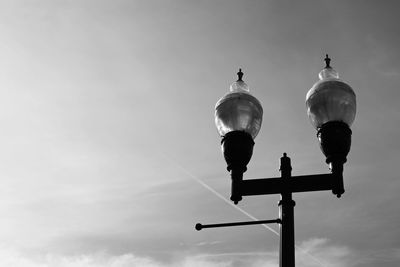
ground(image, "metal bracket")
xmin=195 ymin=219 xmax=281 ymax=231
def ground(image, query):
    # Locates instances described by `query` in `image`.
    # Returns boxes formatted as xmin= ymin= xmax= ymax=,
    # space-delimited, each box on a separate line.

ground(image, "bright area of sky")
xmin=0 ymin=0 xmax=399 ymax=266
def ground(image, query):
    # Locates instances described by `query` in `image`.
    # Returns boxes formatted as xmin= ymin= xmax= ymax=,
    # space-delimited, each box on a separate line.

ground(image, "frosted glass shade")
xmin=306 ymin=67 xmax=356 ymax=129
xmin=215 ymin=79 xmax=263 ymax=139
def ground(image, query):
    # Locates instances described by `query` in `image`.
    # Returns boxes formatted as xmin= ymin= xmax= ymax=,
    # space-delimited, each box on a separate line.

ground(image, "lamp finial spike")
xmin=237 ymin=68 xmax=244 ymax=81
xmin=324 ymin=54 xmax=331 ymax=69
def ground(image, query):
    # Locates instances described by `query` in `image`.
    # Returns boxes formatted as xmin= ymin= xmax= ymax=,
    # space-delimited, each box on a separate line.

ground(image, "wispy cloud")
xmin=0 ymin=238 xmax=353 ymax=267
xmin=0 ymin=247 xmax=232 ymax=267
xmin=296 ymin=238 xmax=351 ymax=267
xmin=196 ymin=241 xmax=224 ymax=247
xmin=191 ymin=238 xmax=354 ymax=267
xmin=2 ymin=238 xmax=399 ymax=267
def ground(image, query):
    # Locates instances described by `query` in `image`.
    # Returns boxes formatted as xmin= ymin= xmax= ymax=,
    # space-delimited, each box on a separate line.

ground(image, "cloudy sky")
xmin=0 ymin=0 xmax=399 ymax=266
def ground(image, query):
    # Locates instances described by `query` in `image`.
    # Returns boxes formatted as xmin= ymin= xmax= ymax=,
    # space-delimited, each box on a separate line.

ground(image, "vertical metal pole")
xmin=279 ymin=153 xmax=296 ymax=267
xmin=330 ymin=161 xmax=344 ymax=198
xmin=230 ymin=168 xmax=243 ymax=204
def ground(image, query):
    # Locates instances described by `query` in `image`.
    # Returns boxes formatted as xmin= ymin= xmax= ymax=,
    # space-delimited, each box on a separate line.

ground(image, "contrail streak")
xmin=159 ymin=152 xmax=327 ymax=267
xmin=173 ymin=159 xmax=280 ymax=235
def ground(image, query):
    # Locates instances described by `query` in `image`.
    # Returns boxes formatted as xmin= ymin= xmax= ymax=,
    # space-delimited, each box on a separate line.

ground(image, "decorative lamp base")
xmin=221 ymin=131 xmax=254 ymax=204
xmin=317 ymin=121 xmax=352 ymax=164
xmin=317 ymin=121 xmax=352 ymax=197
xmin=221 ymin=131 xmax=254 ymax=172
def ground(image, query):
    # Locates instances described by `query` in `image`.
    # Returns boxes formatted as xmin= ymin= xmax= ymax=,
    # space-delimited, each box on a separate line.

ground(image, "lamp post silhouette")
xmin=196 ymin=55 xmax=356 ymax=267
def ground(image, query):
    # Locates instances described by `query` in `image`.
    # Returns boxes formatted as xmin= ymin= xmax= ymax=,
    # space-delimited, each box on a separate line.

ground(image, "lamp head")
xmin=215 ymin=69 xmax=263 ymax=172
xmin=306 ymin=55 xmax=356 ymax=130
xmin=306 ymin=55 xmax=357 ymax=197
xmin=306 ymin=55 xmax=356 ymax=163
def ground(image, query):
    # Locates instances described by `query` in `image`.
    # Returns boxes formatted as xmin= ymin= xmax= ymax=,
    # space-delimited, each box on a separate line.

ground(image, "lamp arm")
xmin=236 ymin=172 xmax=341 ymax=197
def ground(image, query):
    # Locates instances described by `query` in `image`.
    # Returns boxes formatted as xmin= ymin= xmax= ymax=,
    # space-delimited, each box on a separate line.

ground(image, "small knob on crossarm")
xmin=195 ymin=223 xmax=203 ymax=231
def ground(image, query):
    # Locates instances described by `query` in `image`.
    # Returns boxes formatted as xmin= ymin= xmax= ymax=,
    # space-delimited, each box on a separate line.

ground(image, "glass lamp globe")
xmin=215 ymin=69 xmax=263 ymax=139
xmin=215 ymin=69 xmax=263 ymax=203
xmin=306 ymin=55 xmax=356 ymax=197
xmin=306 ymin=55 xmax=356 ymax=129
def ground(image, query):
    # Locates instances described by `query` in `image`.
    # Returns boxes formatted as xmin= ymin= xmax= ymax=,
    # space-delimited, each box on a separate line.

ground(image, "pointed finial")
xmin=324 ymin=54 xmax=331 ymax=69
xmin=237 ymin=68 xmax=244 ymax=81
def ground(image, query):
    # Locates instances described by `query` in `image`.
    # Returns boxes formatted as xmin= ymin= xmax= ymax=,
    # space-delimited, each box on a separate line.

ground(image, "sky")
xmin=0 ymin=0 xmax=399 ymax=266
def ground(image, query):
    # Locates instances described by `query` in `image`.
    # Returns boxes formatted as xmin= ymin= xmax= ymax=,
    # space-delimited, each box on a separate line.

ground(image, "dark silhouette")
xmin=324 ymin=54 xmax=331 ymax=68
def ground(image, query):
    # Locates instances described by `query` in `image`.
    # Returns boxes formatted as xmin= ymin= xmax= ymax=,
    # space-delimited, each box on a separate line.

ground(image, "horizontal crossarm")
xmin=239 ymin=173 xmax=333 ymax=196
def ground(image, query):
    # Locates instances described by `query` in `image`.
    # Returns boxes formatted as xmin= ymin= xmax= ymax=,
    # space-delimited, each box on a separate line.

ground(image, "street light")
xmin=196 ymin=55 xmax=356 ymax=267
xmin=215 ymin=68 xmax=263 ymax=204
xmin=306 ymin=55 xmax=356 ymax=197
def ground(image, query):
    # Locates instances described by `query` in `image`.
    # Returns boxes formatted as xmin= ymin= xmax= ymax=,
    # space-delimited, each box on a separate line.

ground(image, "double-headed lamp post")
xmin=195 ymin=55 xmax=356 ymax=267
